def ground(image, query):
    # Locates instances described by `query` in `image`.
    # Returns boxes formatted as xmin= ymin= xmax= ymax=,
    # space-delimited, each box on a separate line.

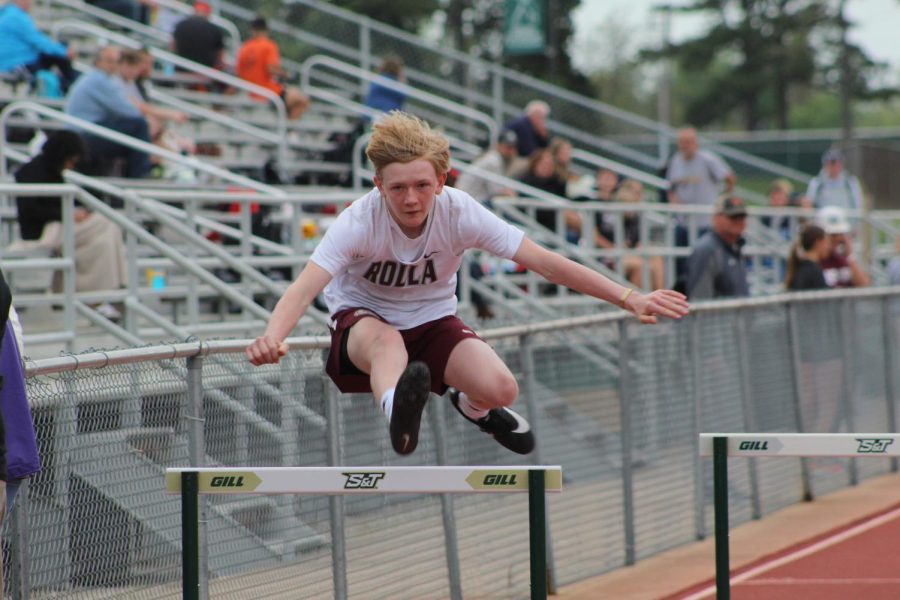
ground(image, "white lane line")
xmin=745 ymin=578 xmax=900 ymax=585
xmin=679 ymin=506 xmax=900 ymax=600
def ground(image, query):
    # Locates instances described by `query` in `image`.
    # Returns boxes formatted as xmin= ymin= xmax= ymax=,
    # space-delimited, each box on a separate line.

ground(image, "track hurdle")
xmin=699 ymin=433 xmax=900 ymax=600
xmin=166 ymin=465 xmax=562 ymax=600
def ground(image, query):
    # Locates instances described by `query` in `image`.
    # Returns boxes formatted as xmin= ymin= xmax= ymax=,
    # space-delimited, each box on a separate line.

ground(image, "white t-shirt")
xmin=310 ymin=186 xmax=525 ymax=329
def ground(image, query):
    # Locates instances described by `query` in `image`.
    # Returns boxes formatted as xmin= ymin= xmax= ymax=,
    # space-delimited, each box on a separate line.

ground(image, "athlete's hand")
xmin=624 ymin=289 xmax=689 ymax=324
xmin=246 ymin=335 xmax=289 ymax=365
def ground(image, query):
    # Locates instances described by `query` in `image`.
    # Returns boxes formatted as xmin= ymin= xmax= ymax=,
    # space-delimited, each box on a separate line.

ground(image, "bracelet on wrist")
xmin=618 ymin=288 xmax=633 ymax=309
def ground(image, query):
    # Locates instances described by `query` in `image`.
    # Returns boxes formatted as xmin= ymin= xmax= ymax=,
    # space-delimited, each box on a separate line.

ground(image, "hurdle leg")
xmin=713 ymin=437 xmax=730 ymax=600
xmin=528 ymin=469 xmax=547 ymax=600
xmin=182 ymin=471 xmax=200 ymax=600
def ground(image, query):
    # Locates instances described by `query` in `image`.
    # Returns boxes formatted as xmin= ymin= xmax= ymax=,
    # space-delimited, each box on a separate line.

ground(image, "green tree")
xmin=329 ymin=0 xmax=441 ymax=32
xmin=643 ymin=0 xmax=828 ymax=130
xmin=441 ymin=0 xmax=591 ymax=94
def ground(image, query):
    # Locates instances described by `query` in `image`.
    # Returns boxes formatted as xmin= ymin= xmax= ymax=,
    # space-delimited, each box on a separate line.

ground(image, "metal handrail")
xmin=143 ymin=0 xmax=241 ymax=52
xmin=0 ymin=101 xmax=285 ymax=197
xmin=52 ymin=20 xmax=289 ymax=168
xmin=23 ymin=285 xmax=900 ymax=377
xmin=233 ymin=0 xmax=813 ymax=185
xmin=300 ymin=55 xmax=499 ymax=145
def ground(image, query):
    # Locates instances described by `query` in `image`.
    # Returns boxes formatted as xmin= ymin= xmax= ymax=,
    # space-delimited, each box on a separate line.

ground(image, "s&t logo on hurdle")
xmin=342 ymin=472 xmax=386 ymax=489
xmin=856 ymin=438 xmax=895 ymax=453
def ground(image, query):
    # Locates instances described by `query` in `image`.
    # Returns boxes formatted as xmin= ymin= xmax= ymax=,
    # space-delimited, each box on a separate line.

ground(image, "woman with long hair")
xmin=784 ymin=224 xmax=830 ymax=290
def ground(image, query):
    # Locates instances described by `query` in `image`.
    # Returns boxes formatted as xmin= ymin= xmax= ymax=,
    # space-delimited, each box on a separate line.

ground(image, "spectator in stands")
xmin=118 ymin=48 xmax=188 ymax=141
xmin=763 ymin=179 xmax=796 ymax=241
xmin=684 ymin=195 xmax=749 ymax=299
xmin=817 ymin=206 xmax=869 ymax=288
xmin=0 ymin=0 xmax=79 ymax=92
xmin=119 ymin=48 xmax=196 ymax=179
xmin=666 ymin=127 xmax=736 ymax=278
xmin=504 ymin=99 xmax=550 ymax=158
xmin=246 ymin=111 xmax=689 ymax=457
xmin=614 ymin=179 xmax=665 ymax=290
xmin=889 ymin=237 xmax=900 ymax=285
xmin=806 ymin=149 xmax=864 ymax=211
xmin=0 ymin=306 xmax=41 ymax=515
xmin=453 ymin=130 xmax=520 ymax=320
xmin=572 ymin=167 xmax=619 ymax=249
xmin=14 ymin=130 xmax=128 ymax=314
xmin=235 ymin=16 xmax=310 ymax=121
xmin=86 ymin=0 xmax=154 ymax=23
xmin=784 ymin=224 xmax=830 ymax=290
xmin=65 ymin=45 xmax=152 ymax=178
xmin=455 ymin=130 xmax=518 ymax=205
xmin=519 ymin=148 xmax=577 ymax=236
xmin=172 ymin=1 xmax=225 ymax=71
xmin=362 ymin=55 xmax=407 ymax=120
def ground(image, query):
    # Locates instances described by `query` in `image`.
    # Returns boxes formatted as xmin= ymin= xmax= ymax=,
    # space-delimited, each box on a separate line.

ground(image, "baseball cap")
xmin=714 ymin=195 xmax=747 ymax=217
xmin=818 ymin=206 xmax=851 ymax=234
xmin=822 ymin=148 xmax=843 ymax=164
xmin=194 ymin=1 xmax=212 ymax=16
xmin=498 ymin=129 xmax=518 ymax=146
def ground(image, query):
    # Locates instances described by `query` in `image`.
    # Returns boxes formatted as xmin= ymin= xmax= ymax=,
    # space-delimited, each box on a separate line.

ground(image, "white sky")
xmin=570 ymin=0 xmax=900 ymax=78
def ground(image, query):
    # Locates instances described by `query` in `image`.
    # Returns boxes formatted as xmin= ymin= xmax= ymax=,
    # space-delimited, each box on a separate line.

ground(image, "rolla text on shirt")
xmin=361 ymin=259 xmax=438 ymax=287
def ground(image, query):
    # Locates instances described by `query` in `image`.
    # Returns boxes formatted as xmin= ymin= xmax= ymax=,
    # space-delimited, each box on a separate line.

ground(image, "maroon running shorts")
xmin=325 ymin=307 xmax=481 ymax=395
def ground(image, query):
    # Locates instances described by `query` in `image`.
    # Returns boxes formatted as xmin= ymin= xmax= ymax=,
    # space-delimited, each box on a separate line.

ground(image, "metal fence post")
xmin=617 ymin=321 xmax=636 ymax=565
xmin=185 ymin=356 xmax=209 ymax=599
xmin=324 ymin=379 xmax=348 ymax=600
xmin=427 ymin=402 xmax=462 ymax=600
xmin=528 ymin=469 xmax=547 ymax=600
xmin=519 ymin=333 xmax=556 ymax=591
xmin=689 ymin=314 xmax=706 ymax=539
xmin=838 ymin=299 xmax=858 ymax=486
xmin=735 ymin=310 xmax=761 ymax=520
xmin=883 ymin=296 xmax=899 ymax=473
xmin=10 ymin=489 xmax=31 ymax=599
xmin=786 ymin=303 xmax=813 ymax=501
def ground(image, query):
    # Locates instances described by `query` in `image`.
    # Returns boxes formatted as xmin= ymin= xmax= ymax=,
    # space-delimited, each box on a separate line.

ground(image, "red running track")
xmin=673 ymin=504 xmax=900 ymax=599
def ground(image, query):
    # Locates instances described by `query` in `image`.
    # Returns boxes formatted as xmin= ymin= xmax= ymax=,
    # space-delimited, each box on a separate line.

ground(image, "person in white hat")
xmin=817 ymin=206 xmax=869 ymax=288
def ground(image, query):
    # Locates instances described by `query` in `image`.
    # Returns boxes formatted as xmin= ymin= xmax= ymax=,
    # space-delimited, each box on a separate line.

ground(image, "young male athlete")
xmin=247 ymin=112 xmax=689 ymax=456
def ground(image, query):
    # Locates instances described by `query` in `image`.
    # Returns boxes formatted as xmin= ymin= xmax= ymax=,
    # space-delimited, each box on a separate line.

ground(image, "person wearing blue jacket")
xmin=0 ymin=0 xmax=78 ymax=91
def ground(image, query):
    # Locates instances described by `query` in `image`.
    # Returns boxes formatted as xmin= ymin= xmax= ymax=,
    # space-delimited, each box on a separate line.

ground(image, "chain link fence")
xmin=5 ymin=288 xmax=899 ymax=598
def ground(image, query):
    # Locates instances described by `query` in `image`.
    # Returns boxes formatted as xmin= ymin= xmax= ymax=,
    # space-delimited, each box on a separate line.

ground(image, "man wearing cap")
xmin=684 ymin=196 xmax=750 ymax=299
xmin=455 ymin=130 xmax=519 ymax=205
xmin=805 ymin=149 xmax=864 ymax=211
xmin=817 ymin=206 xmax=869 ymax=288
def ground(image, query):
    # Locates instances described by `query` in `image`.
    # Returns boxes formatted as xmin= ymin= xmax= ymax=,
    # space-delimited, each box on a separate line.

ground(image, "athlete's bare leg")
xmin=345 ymin=317 xmax=408 ymax=399
xmin=443 ymin=338 xmax=518 ymax=410
xmin=444 ymin=338 xmax=534 ymax=454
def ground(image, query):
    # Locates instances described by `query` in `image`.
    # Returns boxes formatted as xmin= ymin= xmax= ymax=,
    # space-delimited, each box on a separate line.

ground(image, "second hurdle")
xmin=167 ymin=465 xmax=562 ymax=600
xmin=699 ymin=433 xmax=900 ymax=600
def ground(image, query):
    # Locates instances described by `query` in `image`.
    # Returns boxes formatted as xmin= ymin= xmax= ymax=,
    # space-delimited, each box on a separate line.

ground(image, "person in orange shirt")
xmin=236 ymin=16 xmax=309 ymax=120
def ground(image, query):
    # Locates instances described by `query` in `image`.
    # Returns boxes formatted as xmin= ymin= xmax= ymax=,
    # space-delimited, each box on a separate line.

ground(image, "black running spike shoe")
xmin=449 ymin=389 xmax=535 ymax=455
xmin=389 ymin=362 xmax=432 ymax=455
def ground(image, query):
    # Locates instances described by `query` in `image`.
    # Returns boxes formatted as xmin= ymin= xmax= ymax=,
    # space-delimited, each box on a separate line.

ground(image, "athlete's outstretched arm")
xmin=246 ymin=261 xmax=333 ymax=365
xmin=512 ymin=237 xmax=689 ymax=324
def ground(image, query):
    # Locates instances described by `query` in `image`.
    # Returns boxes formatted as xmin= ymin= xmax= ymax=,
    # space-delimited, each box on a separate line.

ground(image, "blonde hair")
xmin=366 ymin=111 xmax=450 ymax=177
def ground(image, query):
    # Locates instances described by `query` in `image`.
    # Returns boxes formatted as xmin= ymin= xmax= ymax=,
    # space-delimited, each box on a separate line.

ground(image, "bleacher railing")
xmin=4 ymin=288 xmax=898 ymax=598
xmin=51 ymin=20 xmax=290 ymax=169
xmin=221 ymin=0 xmax=813 ymax=188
